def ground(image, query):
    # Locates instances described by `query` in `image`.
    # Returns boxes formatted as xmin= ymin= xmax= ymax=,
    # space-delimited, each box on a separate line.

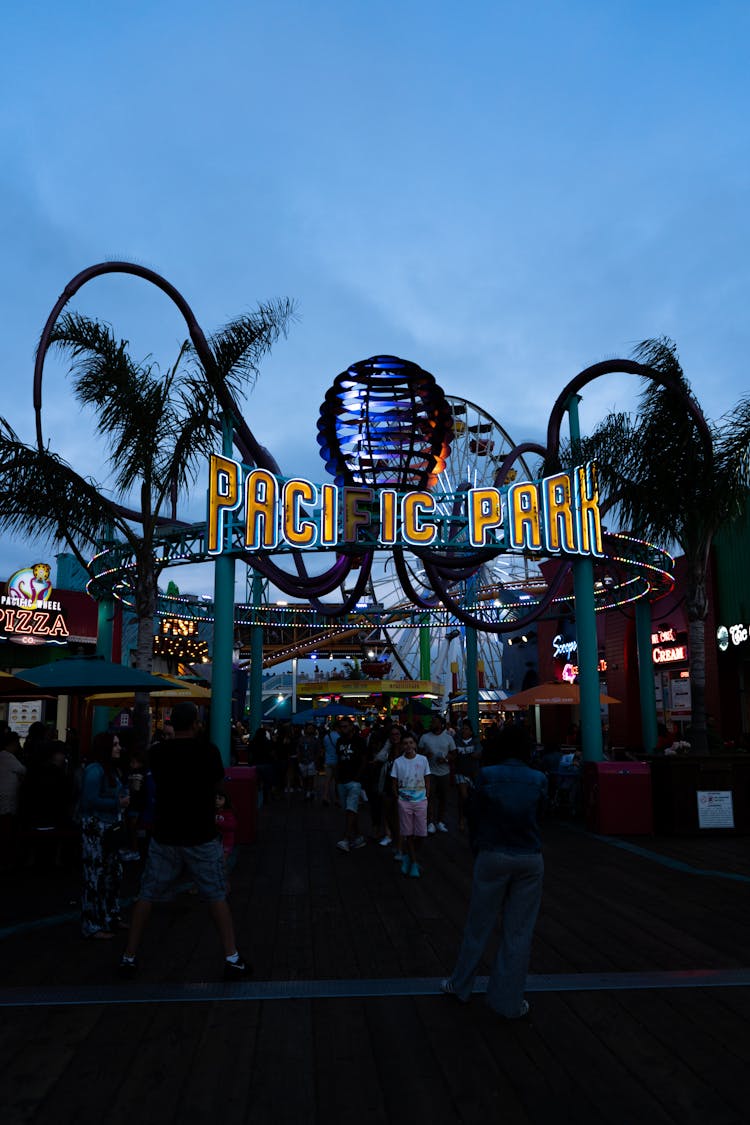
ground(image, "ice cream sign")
xmin=1 ymin=563 xmax=69 ymax=644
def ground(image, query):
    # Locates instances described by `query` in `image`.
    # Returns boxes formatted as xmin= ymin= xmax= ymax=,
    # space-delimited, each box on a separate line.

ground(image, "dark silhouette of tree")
xmin=0 ymin=300 xmax=293 ymax=745
xmin=571 ymin=338 xmax=750 ymax=753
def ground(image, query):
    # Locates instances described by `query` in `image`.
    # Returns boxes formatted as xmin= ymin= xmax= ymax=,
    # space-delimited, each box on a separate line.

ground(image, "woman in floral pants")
xmin=79 ymin=733 xmax=129 ymax=939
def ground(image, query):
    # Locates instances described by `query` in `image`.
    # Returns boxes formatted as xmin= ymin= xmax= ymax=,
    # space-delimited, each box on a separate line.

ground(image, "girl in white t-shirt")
xmin=390 ymin=735 xmax=431 ymax=879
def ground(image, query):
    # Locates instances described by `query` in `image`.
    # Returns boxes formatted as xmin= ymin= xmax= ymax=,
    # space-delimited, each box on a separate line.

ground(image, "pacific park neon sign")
xmin=207 ymin=457 xmax=604 ymax=559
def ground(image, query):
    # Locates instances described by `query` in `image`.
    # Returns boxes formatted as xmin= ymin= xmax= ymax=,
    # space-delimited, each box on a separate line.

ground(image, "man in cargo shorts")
xmin=119 ymin=701 xmax=250 ymax=980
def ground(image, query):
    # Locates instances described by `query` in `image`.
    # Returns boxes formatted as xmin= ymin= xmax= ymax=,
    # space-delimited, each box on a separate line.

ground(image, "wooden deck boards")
xmin=2 ymin=796 xmax=750 ymax=1124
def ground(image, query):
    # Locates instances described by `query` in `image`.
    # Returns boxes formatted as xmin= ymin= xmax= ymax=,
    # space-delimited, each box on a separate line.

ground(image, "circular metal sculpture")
xmin=32 ymin=262 xmax=711 ymax=639
xmin=316 ymin=355 xmax=453 ymax=489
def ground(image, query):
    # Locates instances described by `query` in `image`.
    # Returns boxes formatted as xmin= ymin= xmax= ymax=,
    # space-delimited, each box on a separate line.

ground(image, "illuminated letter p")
xmin=207 ymin=455 xmax=241 ymax=555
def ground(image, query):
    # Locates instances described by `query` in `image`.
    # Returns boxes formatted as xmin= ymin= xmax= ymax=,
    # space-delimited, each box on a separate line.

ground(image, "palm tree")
xmin=571 ymin=338 xmax=750 ymax=753
xmin=0 ymin=301 xmax=293 ymax=745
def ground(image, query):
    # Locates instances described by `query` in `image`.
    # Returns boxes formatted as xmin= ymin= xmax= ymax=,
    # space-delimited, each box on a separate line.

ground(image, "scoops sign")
xmin=1 ymin=563 xmax=69 ymax=645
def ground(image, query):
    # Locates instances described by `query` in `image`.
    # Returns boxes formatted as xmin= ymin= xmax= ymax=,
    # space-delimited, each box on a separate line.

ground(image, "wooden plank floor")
xmin=2 ymin=794 xmax=750 ymax=1124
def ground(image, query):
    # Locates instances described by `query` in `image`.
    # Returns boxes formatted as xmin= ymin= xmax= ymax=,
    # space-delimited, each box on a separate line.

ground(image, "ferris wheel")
xmin=370 ymin=395 xmax=543 ymax=692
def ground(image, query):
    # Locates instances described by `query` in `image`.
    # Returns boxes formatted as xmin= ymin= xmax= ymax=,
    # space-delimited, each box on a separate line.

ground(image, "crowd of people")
xmin=242 ymin=708 xmax=548 ymax=1016
xmin=1 ymin=706 xmax=554 ymax=1013
xmin=0 ymin=719 xmax=80 ymax=872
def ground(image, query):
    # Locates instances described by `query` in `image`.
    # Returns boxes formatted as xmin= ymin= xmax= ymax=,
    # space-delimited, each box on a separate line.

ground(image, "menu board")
xmin=7 ymin=700 xmax=43 ymax=739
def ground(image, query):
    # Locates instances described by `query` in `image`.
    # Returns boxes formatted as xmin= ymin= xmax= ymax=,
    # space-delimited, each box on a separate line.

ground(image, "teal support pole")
xmin=210 ymin=415 xmax=236 ymax=767
xmin=92 ymin=526 xmax=115 ymax=737
xmin=465 ymin=578 xmax=480 ymax=735
xmin=419 ymin=618 xmax=431 ymax=681
xmin=249 ymin=570 xmax=264 ymax=737
xmin=567 ymin=395 xmax=603 ymax=763
xmin=635 ymin=597 xmax=658 ymax=752
xmin=91 ymin=595 xmax=115 ymax=736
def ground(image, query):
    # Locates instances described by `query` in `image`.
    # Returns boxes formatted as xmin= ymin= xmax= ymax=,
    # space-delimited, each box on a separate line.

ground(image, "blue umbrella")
xmin=291 ymin=701 xmax=366 ymax=724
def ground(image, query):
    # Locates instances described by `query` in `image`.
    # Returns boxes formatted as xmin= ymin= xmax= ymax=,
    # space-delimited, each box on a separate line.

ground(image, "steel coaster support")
xmin=419 ymin=616 xmax=431 ymax=680
xmin=92 ymin=525 xmax=116 ymax=737
xmin=635 ymin=597 xmax=658 ymax=752
xmin=210 ymin=415 xmax=237 ymax=766
xmin=248 ymin=570 xmax=265 ymax=737
xmin=567 ymin=395 xmax=603 ymax=763
xmin=465 ymin=577 xmax=480 ymax=736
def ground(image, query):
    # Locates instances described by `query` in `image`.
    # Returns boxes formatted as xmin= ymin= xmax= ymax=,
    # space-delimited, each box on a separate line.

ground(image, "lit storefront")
xmin=0 ymin=558 xmax=99 ymax=733
xmin=714 ymin=500 xmax=750 ymax=747
xmin=536 ymin=553 xmax=721 ymax=752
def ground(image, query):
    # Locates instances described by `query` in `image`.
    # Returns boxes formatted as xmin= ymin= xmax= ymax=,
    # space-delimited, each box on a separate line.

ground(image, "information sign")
xmin=696 ymin=790 xmax=734 ymax=830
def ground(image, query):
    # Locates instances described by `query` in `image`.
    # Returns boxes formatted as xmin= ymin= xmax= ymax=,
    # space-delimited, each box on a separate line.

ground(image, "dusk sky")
xmin=2 ymin=1 xmax=749 ymax=601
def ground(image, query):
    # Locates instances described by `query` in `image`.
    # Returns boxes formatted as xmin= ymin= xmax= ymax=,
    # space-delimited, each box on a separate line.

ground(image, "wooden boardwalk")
xmin=2 ymin=794 xmax=750 ymax=1124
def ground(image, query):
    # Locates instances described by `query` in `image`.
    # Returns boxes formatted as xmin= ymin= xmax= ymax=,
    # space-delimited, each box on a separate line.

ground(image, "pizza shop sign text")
xmin=0 ymin=595 xmax=69 ymax=640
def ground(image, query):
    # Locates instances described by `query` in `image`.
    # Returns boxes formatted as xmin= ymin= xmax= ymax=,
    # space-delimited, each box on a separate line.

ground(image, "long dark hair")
xmin=89 ymin=731 xmax=120 ymax=784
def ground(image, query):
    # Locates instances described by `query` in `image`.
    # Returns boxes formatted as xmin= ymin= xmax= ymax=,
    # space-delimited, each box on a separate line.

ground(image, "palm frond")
xmin=201 ymin=299 xmax=297 ymax=396
xmin=0 ymin=422 xmax=129 ymax=554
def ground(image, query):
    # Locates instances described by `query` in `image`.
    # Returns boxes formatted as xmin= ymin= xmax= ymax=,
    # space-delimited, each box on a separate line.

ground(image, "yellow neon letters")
xmin=282 ymin=479 xmax=316 ymax=547
xmin=206 ymin=460 xmax=604 ymax=558
xmin=508 ymin=482 xmax=542 ymax=551
xmin=207 ymin=455 xmax=241 ymax=555
xmin=542 ymin=472 xmax=576 ymax=554
xmin=469 ymin=488 xmax=502 ymax=547
xmin=401 ymin=492 xmax=437 ymax=545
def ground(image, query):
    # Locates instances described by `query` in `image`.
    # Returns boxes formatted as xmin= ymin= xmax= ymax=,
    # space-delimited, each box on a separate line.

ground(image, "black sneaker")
xmin=118 ymin=955 xmax=138 ymax=979
xmin=224 ymin=955 xmax=253 ymax=981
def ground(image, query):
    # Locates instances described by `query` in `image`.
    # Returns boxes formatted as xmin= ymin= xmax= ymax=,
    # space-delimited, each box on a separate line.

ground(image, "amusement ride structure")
xmin=31 ymin=262 xmax=713 ymax=761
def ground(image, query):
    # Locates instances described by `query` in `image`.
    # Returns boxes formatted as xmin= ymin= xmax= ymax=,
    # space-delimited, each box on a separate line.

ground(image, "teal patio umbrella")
xmin=19 ymin=656 xmax=174 ymax=694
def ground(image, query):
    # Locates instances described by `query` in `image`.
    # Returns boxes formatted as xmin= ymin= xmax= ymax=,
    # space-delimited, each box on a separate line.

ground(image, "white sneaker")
xmin=351 ymin=835 xmax=367 ymax=849
xmin=427 ymin=823 xmax=436 ymax=835
xmin=379 ymin=836 xmax=392 ymax=847
xmin=437 ymin=822 xmax=448 ymax=833
xmin=336 ymin=839 xmax=350 ymax=852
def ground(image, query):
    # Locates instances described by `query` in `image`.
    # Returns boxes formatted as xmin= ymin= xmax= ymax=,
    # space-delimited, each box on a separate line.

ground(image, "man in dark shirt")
xmin=119 ymin=702 xmax=250 ymax=980
xmin=441 ymin=724 xmax=546 ymax=1018
xmin=335 ymin=718 xmax=366 ymax=853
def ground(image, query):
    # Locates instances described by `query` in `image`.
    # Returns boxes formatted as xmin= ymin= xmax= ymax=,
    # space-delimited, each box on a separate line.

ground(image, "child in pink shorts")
xmin=390 ymin=734 xmax=431 ymax=879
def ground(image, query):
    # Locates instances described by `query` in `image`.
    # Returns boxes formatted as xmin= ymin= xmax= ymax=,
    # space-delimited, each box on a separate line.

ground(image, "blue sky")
xmin=1 ymin=0 xmax=749 ymax=599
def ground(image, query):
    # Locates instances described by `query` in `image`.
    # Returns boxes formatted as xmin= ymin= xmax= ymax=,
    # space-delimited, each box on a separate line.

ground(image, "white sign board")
xmin=671 ymin=677 xmax=692 ymax=716
xmin=696 ymin=790 xmax=734 ymax=829
xmin=7 ymin=700 xmax=43 ymax=740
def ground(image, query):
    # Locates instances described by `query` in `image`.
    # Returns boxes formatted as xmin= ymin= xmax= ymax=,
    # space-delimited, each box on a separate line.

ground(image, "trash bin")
xmin=224 ymin=766 xmax=258 ymax=844
xmin=584 ymin=761 xmax=653 ymax=835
